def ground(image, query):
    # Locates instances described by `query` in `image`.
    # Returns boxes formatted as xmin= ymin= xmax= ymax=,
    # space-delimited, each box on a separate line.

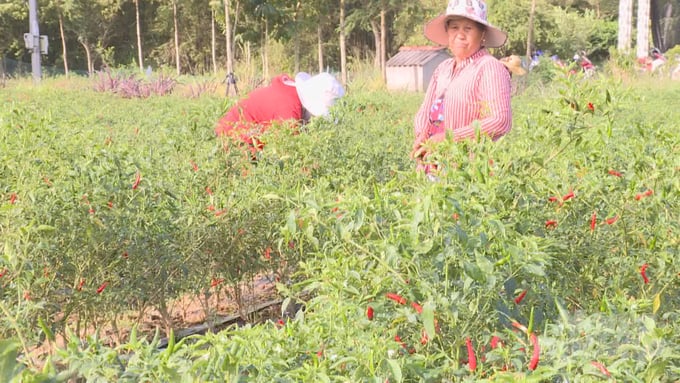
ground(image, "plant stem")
xmin=0 ymin=301 xmax=37 ymax=368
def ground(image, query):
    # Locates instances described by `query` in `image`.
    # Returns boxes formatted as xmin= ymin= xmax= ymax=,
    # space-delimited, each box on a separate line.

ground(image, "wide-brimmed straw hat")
xmin=501 ymin=55 xmax=527 ymax=76
xmin=424 ymin=0 xmax=507 ymax=48
xmin=295 ymin=72 xmax=345 ymax=117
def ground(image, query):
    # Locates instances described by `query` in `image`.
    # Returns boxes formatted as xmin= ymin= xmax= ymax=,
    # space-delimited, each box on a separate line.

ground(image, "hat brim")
xmin=424 ymin=14 xmax=507 ymax=48
xmin=507 ymin=65 xmax=527 ymax=76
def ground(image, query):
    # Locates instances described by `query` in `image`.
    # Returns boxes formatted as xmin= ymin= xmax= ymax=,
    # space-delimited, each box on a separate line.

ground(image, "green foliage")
xmin=1 ymin=72 xmax=680 ymax=381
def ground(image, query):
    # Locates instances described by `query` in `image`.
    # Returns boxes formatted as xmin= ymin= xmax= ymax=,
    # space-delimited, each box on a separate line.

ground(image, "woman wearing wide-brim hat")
xmin=411 ymin=0 xmax=513 ymax=171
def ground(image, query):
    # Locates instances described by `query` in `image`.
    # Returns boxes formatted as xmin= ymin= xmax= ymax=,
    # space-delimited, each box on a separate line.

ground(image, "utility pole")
xmin=28 ymin=0 xmax=42 ymax=83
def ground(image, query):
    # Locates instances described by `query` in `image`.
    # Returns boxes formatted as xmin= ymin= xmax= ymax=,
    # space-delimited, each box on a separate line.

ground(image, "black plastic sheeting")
xmin=652 ymin=0 xmax=680 ymax=51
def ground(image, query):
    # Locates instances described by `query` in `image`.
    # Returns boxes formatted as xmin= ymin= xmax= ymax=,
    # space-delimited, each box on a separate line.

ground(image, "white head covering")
xmin=424 ymin=0 xmax=507 ymax=48
xmin=295 ymin=72 xmax=345 ymax=117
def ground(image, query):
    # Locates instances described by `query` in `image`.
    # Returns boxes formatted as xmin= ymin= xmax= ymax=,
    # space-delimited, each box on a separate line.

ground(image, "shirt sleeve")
xmin=452 ymin=60 xmax=512 ymax=141
xmin=414 ymin=61 xmax=448 ymax=138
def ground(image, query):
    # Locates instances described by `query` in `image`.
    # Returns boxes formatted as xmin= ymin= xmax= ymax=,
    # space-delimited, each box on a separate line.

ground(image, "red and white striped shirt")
xmin=414 ymin=49 xmax=512 ymax=143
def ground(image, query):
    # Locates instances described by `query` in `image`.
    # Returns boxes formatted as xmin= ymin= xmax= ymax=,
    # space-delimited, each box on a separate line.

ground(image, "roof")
xmin=386 ymin=46 xmax=450 ymax=67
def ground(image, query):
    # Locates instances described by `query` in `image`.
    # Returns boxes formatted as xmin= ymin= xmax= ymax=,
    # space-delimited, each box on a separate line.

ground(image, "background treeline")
xmin=0 ymin=0 xmax=676 ymax=78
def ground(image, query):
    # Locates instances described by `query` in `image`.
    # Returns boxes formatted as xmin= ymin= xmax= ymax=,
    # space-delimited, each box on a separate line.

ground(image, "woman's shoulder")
xmin=476 ymin=52 xmax=507 ymax=69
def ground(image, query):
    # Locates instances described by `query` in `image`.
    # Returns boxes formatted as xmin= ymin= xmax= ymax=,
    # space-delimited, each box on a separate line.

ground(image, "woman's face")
xmin=446 ymin=17 xmax=485 ymax=62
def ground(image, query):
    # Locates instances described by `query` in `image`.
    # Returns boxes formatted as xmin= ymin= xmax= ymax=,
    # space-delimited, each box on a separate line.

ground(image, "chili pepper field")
xmin=1 ymin=73 xmax=679 ymax=382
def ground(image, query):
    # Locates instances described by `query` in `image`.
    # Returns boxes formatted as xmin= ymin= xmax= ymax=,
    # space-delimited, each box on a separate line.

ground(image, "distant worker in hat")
xmin=411 ymin=0 xmax=512 ymax=171
xmin=214 ymin=72 xmax=345 ymax=153
xmin=500 ymin=55 xmax=527 ymax=77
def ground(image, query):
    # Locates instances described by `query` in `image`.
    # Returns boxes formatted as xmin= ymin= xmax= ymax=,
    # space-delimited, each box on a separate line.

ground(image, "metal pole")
xmin=28 ymin=0 xmax=42 ymax=83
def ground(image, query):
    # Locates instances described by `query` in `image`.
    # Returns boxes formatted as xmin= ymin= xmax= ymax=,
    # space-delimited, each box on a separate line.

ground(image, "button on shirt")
xmin=414 ymin=49 xmax=512 ymax=142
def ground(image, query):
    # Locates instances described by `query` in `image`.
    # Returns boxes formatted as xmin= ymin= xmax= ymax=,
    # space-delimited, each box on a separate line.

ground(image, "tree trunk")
xmin=211 ymin=9 xmax=217 ymax=74
xmin=380 ymin=7 xmax=387 ymax=82
xmin=339 ymin=0 xmax=347 ymax=84
xmin=58 ymin=11 xmax=69 ymax=77
xmin=617 ymin=0 xmax=633 ymax=52
xmin=526 ymin=0 xmax=536 ymax=63
xmin=317 ymin=19 xmax=324 ymax=73
xmin=294 ymin=1 xmax=301 ymax=73
xmin=224 ymin=0 xmax=234 ymax=73
xmin=135 ymin=0 xmax=144 ymax=73
xmin=79 ymin=39 xmax=93 ymax=76
xmin=636 ymin=0 xmax=651 ymax=58
xmin=173 ymin=0 xmax=181 ymax=75
xmin=371 ymin=20 xmax=380 ymax=68
xmin=262 ymin=19 xmax=269 ymax=79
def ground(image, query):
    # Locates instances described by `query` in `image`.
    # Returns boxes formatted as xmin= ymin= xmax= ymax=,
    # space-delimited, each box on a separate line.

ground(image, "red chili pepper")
xmin=466 ymin=337 xmax=477 ymax=371
xmin=511 ymin=321 xmax=528 ymax=333
xmin=545 ymin=220 xmax=558 ymax=229
xmin=264 ymin=247 xmax=272 ymax=260
xmin=132 ymin=172 xmax=141 ymax=190
xmin=211 ymin=277 xmax=224 ymax=287
xmin=386 ymin=293 xmax=407 ymax=305
xmin=366 ymin=306 xmax=374 ymax=320
xmin=205 ymin=186 xmax=213 ymax=195
xmin=77 ymin=278 xmax=85 ymax=291
xmin=276 ymin=319 xmax=285 ymax=328
xmin=9 ymin=193 xmax=17 ymax=205
xmin=24 ymin=291 xmax=31 ymax=301
xmin=605 ymin=216 xmax=619 ymax=225
xmin=528 ymin=333 xmax=540 ymax=370
xmin=590 ymin=211 xmax=597 ymax=232
xmin=514 ymin=290 xmax=528 ymax=304
xmin=207 ymin=205 xmax=215 ymax=211
xmin=96 ymin=282 xmax=108 ymax=294
xmin=562 ymin=191 xmax=575 ymax=201
xmin=640 ymin=264 xmax=650 ymax=284
xmin=122 ymin=251 xmax=129 ymax=259
xmin=214 ymin=209 xmax=227 ymax=217
xmin=591 ymin=361 xmax=611 ymax=377
xmin=0 ymin=268 xmax=6 ymax=278
xmin=636 ymin=189 xmax=653 ymax=200
xmin=490 ymin=336 xmax=502 ymax=349
xmin=190 ymin=160 xmax=199 ymax=172
xmin=608 ymin=169 xmax=622 ymax=177
xmin=411 ymin=302 xmax=423 ymax=314
xmin=587 ymin=102 xmax=595 ymax=112
xmin=420 ymin=329 xmax=429 ymax=345
xmin=548 ymin=196 xmax=560 ymax=203
xmin=89 ymin=207 xmax=95 ymax=215
xmin=107 ymin=201 xmax=113 ymax=209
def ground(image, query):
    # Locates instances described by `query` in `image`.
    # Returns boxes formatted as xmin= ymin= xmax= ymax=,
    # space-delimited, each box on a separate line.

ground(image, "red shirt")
xmin=214 ymin=74 xmax=303 ymax=146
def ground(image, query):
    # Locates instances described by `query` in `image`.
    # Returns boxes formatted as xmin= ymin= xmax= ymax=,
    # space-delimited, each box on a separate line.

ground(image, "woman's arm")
xmin=414 ymin=61 xmax=449 ymax=138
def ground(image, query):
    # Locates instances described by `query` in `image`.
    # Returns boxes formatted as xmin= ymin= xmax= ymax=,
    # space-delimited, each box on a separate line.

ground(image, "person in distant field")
xmin=411 ymin=0 xmax=512 ymax=172
xmin=500 ymin=55 xmax=527 ymax=77
xmin=214 ymin=72 xmax=345 ymax=153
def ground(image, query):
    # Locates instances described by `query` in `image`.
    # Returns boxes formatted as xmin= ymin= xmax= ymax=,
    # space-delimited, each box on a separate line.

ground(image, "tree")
xmin=172 ymin=0 xmax=180 ymax=75
xmin=134 ymin=0 xmax=144 ymax=72
xmin=339 ymin=0 xmax=347 ymax=84
xmin=636 ymin=0 xmax=651 ymax=57
xmin=617 ymin=0 xmax=633 ymax=52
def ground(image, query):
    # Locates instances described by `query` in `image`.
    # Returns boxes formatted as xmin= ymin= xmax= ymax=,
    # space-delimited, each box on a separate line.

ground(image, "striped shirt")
xmin=414 ymin=48 xmax=512 ymax=143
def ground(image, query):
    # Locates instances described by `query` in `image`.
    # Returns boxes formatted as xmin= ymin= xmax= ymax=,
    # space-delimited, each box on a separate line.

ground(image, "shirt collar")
xmin=452 ymin=48 xmax=488 ymax=71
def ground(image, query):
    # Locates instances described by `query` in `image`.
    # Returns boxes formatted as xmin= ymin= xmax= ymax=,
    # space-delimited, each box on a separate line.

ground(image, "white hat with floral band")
xmin=424 ymin=0 xmax=507 ymax=48
xmin=295 ymin=72 xmax=345 ymax=117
